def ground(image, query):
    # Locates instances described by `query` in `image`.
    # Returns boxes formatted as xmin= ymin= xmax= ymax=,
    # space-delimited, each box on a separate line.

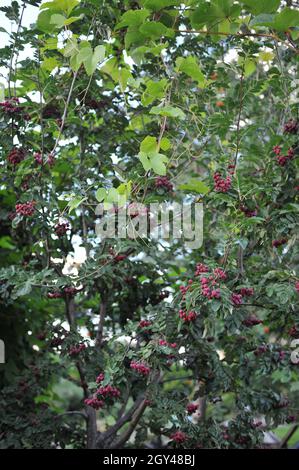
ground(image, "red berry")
xmin=8 ymin=147 xmax=26 ymax=165
xmin=186 ymin=403 xmax=198 ymax=414
xmin=155 ymin=176 xmax=173 ymax=192
xmin=130 ymin=360 xmax=151 ymax=376
xmin=283 ymin=119 xmax=298 ymax=134
xmin=15 ymin=201 xmax=36 ymax=217
xmin=170 ymin=430 xmax=187 ymax=443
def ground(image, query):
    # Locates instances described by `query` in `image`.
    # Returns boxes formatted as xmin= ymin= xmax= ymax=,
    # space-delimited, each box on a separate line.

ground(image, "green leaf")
xmin=179 ymin=179 xmax=210 ymax=194
xmin=106 ymin=188 xmax=119 ymax=203
xmin=139 ymin=152 xmax=152 ymax=172
xmin=250 ymin=8 xmax=299 ymax=30
xmin=140 ymin=136 xmax=157 ymax=153
xmin=139 ymin=22 xmax=175 ymax=39
xmin=64 ymin=15 xmax=83 ymax=26
xmin=50 ymin=13 xmax=66 ymax=28
xmin=138 ymin=150 xmax=168 ymax=175
xmin=273 ymin=7 xmax=299 ymax=31
xmin=141 ymin=79 xmax=168 ymax=106
xmin=13 ymin=281 xmax=32 ymax=299
xmin=140 ymin=0 xmax=180 ymax=10
xmin=40 ymin=0 xmax=79 ymax=16
xmin=244 ymin=59 xmax=256 ymax=77
xmin=149 ymin=152 xmax=168 ymax=175
xmin=42 ymin=37 xmax=58 ymax=51
xmin=95 ymin=188 xmax=107 ymax=202
xmin=175 ymin=56 xmax=206 ymax=87
xmin=242 ymin=0 xmax=280 ymax=15
xmin=0 ymin=83 xmax=4 ymax=102
xmin=150 ymin=105 xmax=186 ymax=119
xmin=37 ymin=9 xmax=59 ymax=33
xmin=249 ymin=13 xmax=275 ymax=27
xmin=68 ymin=197 xmax=87 ymax=213
xmin=115 ymin=9 xmax=150 ymax=30
xmin=76 ymin=42 xmax=92 ymax=64
xmin=83 ymin=45 xmax=106 ymax=76
xmin=41 ymin=57 xmax=59 ymax=72
xmin=63 ymin=37 xmax=79 ymax=57
xmin=0 ymin=236 xmax=15 ymax=250
xmin=160 ymin=137 xmax=171 ymax=151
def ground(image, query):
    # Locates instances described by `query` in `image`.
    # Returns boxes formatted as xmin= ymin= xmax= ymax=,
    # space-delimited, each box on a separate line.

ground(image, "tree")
xmin=0 ymin=0 xmax=299 ymax=449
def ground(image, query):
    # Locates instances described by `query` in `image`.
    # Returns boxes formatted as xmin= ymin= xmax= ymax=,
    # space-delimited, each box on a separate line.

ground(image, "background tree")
xmin=0 ymin=0 xmax=299 ymax=449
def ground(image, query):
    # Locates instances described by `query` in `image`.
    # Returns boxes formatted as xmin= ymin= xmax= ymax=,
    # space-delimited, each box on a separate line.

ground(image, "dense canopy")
xmin=0 ymin=0 xmax=299 ymax=449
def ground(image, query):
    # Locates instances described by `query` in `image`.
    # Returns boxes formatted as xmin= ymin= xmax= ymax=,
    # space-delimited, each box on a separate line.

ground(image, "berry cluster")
xmin=15 ymin=201 xmax=36 ymax=217
xmin=50 ymin=336 xmax=65 ymax=347
xmin=47 ymin=153 xmax=55 ymax=167
xmin=7 ymin=147 xmax=26 ymax=165
xmin=195 ymin=263 xmax=209 ymax=276
xmin=97 ymin=384 xmax=121 ymax=399
xmin=231 ymin=293 xmax=243 ymax=306
xmin=96 ymin=373 xmax=105 ymax=384
xmin=179 ymin=309 xmax=197 ymax=323
xmin=213 ymin=172 xmax=231 ymax=192
xmin=283 ymin=119 xmax=298 ymax=134
xmin=64 ymin=286 xmax=79 ymax=297
xmin=34 ymin=152 xmax=43 ymax=165
xmin=201 ymin=277 xmax=221 ymax=299
xmin=273 ymin=397 xmax=289 ymax=409
xmin=47 ymin=291 xmax=63 ymax=299
xmin=155 ymin=176 xmax=173 ymax=192
xmin=0 ymin=97 xmax=21 ymax=115
xmin=130 ymin=360 xmax=151 ymax=376
xmin=139 ymin=319 xmax=152 ymax=329
xmin=158 ymin=339 xmax=177 ymax=349
xmin=54 ymin=222 xmax=69 ymax=237
xmin=69 ymin=343 xmax=86 ymax=357
xmin=272 ymin=238 xmax=287 ymax=248
xmin=179 ymin=283 xmax=192 ymax=300
xmin=240 ymin=205 xmax=258 ymax=218
xmin=254 ymin=345 xmax=267 ymax=356
xmin=213 ymin=267 xmax=227 ymax=280
xmin=272 ymin=145 xmax=295 ymax=166
xmin=242 ymin=315 xmax=263 ymax=327
xmin=84 ymin=397 xmax=104 ymax=410
xmin=238 ymin=287 xmax=254 ymax=297
xmin=186 ymin=403 xmax=198 ymax=414
xmin=170 ymin=430 xmax=187 ymax=443
xmin=289 ymin=325 xmax=299 ymax=338
xmin=295 ymin=281 xmax=299 ymax=293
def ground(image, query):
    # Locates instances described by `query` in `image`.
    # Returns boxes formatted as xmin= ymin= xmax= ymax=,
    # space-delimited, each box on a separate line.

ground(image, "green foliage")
xmin=0 ymin=0 xmax=299 ymax=451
